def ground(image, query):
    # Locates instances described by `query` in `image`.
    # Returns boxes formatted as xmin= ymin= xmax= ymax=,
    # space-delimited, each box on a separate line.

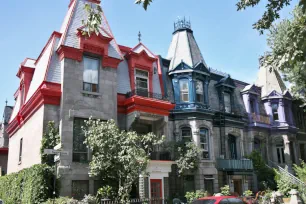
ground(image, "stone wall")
xmin=58 ymin=57 xmax=117 ymax=196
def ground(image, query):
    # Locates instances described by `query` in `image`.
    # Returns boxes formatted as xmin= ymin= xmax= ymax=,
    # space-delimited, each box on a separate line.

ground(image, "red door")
xmin=150 ymin=179 xmax=162 ymax=199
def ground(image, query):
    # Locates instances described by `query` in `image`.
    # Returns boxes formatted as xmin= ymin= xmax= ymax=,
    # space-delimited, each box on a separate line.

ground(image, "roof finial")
xmin=138 ymin=31 xmax=141 ymax=43
xmin=5 ymin=99 xmax=7 ymax=107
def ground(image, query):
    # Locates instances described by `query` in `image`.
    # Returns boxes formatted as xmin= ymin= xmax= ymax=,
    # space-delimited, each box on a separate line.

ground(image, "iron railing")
xmin=101 ymin=197 xmax=168 ymax=204
xmin=250 ymin=113 xmax=271 ymax=124
xmin=216 ymin=159 xmax=254 ymax=171
xmin=126 ymin=89 xmax=170 ymax=101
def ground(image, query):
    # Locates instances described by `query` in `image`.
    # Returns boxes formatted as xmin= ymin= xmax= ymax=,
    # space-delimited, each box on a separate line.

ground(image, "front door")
xmin=233 ymin=179 xmax=242 ymax=195
xmin=150 ymin=179 xmax=162 ymax=198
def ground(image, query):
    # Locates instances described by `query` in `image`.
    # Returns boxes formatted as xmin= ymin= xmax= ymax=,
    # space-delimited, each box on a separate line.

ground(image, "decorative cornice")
xmin=57 ymin=45 xmax=83 ymax=62
xmin=7 ymin=81 xmax=61 ymax=137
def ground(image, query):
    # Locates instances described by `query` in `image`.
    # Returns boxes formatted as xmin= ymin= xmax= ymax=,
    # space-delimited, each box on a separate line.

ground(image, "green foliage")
xmin=243 ymin=190 xmax=253 ymax=197
xmin=220 ymin=185 xmax=230 ymax=196
xmin=246 ymin=151 xmax=276 ymax=190
xmin=293 ymin=162 xmax=306 ymax=201
xmin=82 ymin=3 xmax=103 ymax=36
xmin=162 ymin=141 xmax=200 ymax=175
xmin=135 ymin=0 xmax=153 ymax=10
xmin=83 ymin=118 xmax=164 ymax=203
xmin=40 ymin=121 xmax=60 ymax=166
xmin=274 ymin=167 xmax=297 ymax=197
xmin=263 ymin=6 xmax=306 ymax=98
xmin=185 ymin=189 xmax=207 ymax=203
xmin=0 ymin=164 xmax=55 ymax=204
xmin=96 ymin=185 xmax=115 ymax=201
xmin=43 ymin=197 xmax=79 ymax=204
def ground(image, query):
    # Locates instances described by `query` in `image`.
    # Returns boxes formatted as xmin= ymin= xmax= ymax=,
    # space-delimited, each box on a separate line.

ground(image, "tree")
xmin=40 ymin=121 xmax=60 ymax=166
xmin=262 ymin=6 xmax=306 ymax=97
xmin=246 ymin=151 xmax=276 ymax=190
xmin=83 ymin=118 xmax=164 ymax=202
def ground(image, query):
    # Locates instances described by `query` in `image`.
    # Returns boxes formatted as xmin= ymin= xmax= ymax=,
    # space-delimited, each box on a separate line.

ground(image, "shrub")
xmin=185 ymin=189 xmax=207 ymax=203
xmin=0 ymin=164 xmax=56 ymax=204
xmin=43 ymin=197 xmax=79 ymax=204
xmin=274 ymin=167 xmax=297 ymax=197
xmin=220 ymin=185 xmax=230 ymax=196
xmin=243 ymin=190 xmax=253 ymax=197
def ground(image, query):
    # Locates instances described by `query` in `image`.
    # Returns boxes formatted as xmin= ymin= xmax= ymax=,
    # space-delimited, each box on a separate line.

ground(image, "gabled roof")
xmin=131 ymin=43 xmax=155 ymax=58
xmin=167 ymin=28 xmax=207 ymax=71
xmin=215 ymin=76 xmax=236 ymax=88
xmin=241 ymin=84 xmax=260 ymax=95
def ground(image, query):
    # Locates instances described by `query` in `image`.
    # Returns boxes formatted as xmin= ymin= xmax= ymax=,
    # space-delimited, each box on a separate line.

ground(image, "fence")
xmin=101 ymin=198 xmax=168 ymax=204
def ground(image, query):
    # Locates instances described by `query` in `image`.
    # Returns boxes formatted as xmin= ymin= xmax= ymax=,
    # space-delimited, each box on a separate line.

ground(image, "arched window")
xmin=179 ymin=79 xmax=189 ymax=102
xmin=200 ymin=128 xmax=209 ymax=159
xmin=196 ymin=80 xmax=204 ymax=103
xmin=181 ymin=127 xmax=192 ymax=143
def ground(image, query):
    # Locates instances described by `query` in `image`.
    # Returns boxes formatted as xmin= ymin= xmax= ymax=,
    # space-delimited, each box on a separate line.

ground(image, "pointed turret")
xmin=167 ymin=18 xmax=207 ymax=71
xmin=255 ymin=59 xmax=287 ymax=97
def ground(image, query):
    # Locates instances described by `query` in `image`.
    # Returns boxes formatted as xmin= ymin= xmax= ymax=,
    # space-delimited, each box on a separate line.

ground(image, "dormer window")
xmin=272 ymin=103 xmax=279 ymax=121
xmin=224 ymin=92 xmax=231 ymax=113
xmin=83 ymin=57 xmax=99 ymax=93
xmin=180 ymin=79 xmax=189 ymax=102
xmin=135 ymin=69 xmax=149 ymax=97
xmin=196 ymin=80 xmax=204 ymax=103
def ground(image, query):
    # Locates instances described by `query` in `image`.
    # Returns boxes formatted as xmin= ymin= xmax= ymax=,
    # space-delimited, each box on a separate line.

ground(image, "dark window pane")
xmin=204 ymin=177 xmax=214 ymax=195
xmin=184 ymin=175 xmax=195 ymax=193
xmin=83 ymin=82 xmax=91 ymax=92
xmin=219 ymin=199 xmax=229 ymax=204
xmin=72 ymin=180 xmax=89 ymax=200
xmin=192 ymin=200 xmax=216 ymax=204
xmin=91 ymin=84 xmax=98 ymax=92
xmin=73 ymin=118 xmax=88 ymax=162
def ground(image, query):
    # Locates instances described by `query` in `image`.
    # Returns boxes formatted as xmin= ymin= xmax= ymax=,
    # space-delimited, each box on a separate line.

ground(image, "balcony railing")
xmin=126 ymin=89 xmax=170 ymax=101
xmin=150 ymin=151 xmax=172 ymax=161
xmin=250 ymin=113 xmax=271 ymax=124
xmin=216 ymin=159 xmax=253 ymax=171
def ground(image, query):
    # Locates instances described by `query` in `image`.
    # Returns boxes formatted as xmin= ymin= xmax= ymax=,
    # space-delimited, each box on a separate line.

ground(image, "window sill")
xmin=81 ymin=91 xmax=101 ymax=98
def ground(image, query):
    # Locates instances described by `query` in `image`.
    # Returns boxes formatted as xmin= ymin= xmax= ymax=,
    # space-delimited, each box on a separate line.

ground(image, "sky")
xmin=0 ymin=0 xmax=299 ymax=109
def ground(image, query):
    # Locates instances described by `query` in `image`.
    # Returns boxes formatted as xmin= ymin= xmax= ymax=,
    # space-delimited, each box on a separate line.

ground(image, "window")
xmin=72 ymin=180 xmax=89 ymax=200
xmin=224 ymin=92 xmax=231 ymax=113
xmin=228 ymin=135 xmax=237 ymax=159
xmin=250 ymin=99 xmax=255 ymax=113
xmin=83 ymin=57 xmax=99 ymax=92
xmin=200 ymin=128 xmax=209 ymax=159
xmin=135 ymin=69 xmax=149 ymax=97
xmin=300 ymin=144 xmax=306 ymax=162
xmin=204 ymin=176 xmax=214 ymax=195
xmin=180 ymin=79 xmax=189 ymax=102
xmin=73 ymin=118 xmax=88 ymax=163
xmin=181 ymin=127 xmax=192 ymax=143
xmin=276 ymin=145 xmax=285 ymax=164
xmin=19 ymin=138 xmax=23 ymax=163
xmin=196 ymin=80 xmax=204 ymax=103
xmin=272 ymin=103 xmax=279 ymax=121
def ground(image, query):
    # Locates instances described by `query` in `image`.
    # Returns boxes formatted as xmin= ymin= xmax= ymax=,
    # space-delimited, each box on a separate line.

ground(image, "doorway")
xmin=150 ymin=179 xmax=162 ymax=198
xmin=233 ymin=179 xmax=242 ymax=195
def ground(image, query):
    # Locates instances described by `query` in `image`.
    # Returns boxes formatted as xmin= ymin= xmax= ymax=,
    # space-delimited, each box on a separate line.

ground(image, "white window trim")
xmin=180 ymin=79 xmax=189 ymax=103
xmin=135 ymin=69 xmax=149 ymax=92
xmin=200 ymin=128 xmax=209 ymax=159
xmin=83 ymin=56 xmax=100 ymax=93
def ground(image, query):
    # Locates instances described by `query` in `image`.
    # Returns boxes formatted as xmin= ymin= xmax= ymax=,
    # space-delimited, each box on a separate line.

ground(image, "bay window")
xmin=83 ymin=57 xmax=99 ymax=92
xmin=180 ymin=79 xmax=189 ymax=102
xmin=135 ymin=69 xmax=149 ymax=97
xmin=196 ymin=80 xmax=204 ymax=103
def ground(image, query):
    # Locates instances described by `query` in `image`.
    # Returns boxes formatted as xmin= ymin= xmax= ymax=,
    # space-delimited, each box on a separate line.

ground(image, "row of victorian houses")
xmin=0 ymin=0 xmax=306 ymax=200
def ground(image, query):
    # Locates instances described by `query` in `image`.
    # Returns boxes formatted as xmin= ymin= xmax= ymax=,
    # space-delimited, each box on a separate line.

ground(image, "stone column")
xmin=283 ymin=135 xmax=293 ymax=171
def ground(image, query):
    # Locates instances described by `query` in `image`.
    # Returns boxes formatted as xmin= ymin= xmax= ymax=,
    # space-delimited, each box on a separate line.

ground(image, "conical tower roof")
xmin=255 ymin=59 xmax=287 ymax=97
xmin=167 ymin=18 xmax=207 ymax=71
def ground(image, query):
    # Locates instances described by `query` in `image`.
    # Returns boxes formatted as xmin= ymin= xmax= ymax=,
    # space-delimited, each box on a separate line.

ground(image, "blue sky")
xmin=0 ymin=0 xmax=299 ymax=108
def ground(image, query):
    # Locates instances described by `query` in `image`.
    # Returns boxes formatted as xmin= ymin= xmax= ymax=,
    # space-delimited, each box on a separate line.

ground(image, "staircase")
xmin=267 ymin=160 xmax=306 ymax=188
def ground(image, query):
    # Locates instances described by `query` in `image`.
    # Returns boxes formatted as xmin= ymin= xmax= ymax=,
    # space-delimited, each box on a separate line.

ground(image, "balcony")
xmin=250 ymin=113 xmax=271 ymax=124
xmin=126 ymin=89 xmax=170 ymax=101
xmin=216 ymin=159 xmax=253 ymax=172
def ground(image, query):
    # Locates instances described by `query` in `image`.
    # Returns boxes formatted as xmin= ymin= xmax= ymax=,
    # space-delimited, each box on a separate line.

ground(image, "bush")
xmin=274 ymin=167 xmax=297 ymax=197
xmin=220 ymin=185 xmax=230 ymax=196
xmin=0 ymin=164 xmax=56 ymax=204
xmin=243 ymin=190 xmax=253 ymax=197
xmin=185 ymin=189 xmax=207 ymax=203
xmin=43 ymin=197 xmax=79 ymax=204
